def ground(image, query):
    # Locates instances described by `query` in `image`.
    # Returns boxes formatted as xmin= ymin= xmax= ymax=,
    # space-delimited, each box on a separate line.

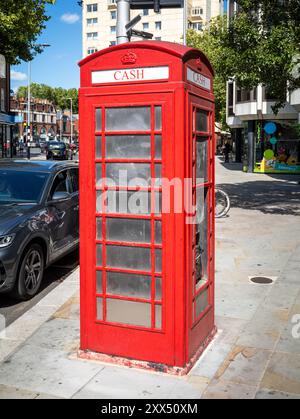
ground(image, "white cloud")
xmin=61 ymin=13 xmax=80 ymax=24
xmin=11 ymin=70 xmax=27 ymax=81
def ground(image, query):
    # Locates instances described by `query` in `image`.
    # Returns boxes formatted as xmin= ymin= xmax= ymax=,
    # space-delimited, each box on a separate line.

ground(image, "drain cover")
xmin=250 ymin=276 xmax=274 ymax=285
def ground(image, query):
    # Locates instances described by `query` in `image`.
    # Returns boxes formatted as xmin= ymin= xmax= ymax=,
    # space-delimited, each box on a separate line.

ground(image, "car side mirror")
xmin=51 ymin=191 xmax=71 ymax=202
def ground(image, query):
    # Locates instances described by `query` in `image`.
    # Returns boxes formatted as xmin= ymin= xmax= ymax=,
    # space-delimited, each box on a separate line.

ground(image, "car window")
xmin=48 ymin=170 xmax=71 ymax=200
xmin=69 ymin=168 xmax=79 ymax=194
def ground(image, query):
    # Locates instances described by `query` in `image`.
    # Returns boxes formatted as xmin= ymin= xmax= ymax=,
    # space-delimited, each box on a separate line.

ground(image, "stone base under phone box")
xmin=76 ymin=326 xmax=217 ymax=376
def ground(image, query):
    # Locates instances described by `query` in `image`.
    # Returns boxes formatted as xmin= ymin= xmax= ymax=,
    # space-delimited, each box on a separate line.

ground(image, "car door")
xmin=68 ymin=168 xmax=79 ymax=245
xmin=46 ymin=169 xmax=74 ymax=260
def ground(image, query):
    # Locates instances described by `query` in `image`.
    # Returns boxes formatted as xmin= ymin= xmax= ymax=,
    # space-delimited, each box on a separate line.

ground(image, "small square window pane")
xmin=155 ymin=192 xmax=162 ymax=214
xmin=155 ymin=221 xmax=162 ymax=244
xmin=106 ymin=163 xmax=151 ymax=186
xmin=155 ymin=106 xmax=162 ymax=130
xmin=155 ymin=249 xmax=162 ymax=273
xmin=196 ymin=109 xmax=208 ymax=132
xmin=97 ymin=191 xmax=151 ymax=215
xmin=155 ymin=164 xmax=162 ymax=187
xmin=106 ymin=107 xmax=151 ymax=131
xmin=195 ymin=287 xmax=209 ymax=318
xmin=107 ymin=271 xmax=152 ymax=299
xmin=155 ymin=277 xmax=162 ymax=300
xmin=96 ymin=163 xmax=102 ymax=187
xmin=155 ymin=135 xmax=162 ymax=159
xmin=106 ymin=218 xmax=151 ymax=243
xmin=96 ymin=271 xmax=102 ymax=293
xmin=96 ymin=108 xmax=102 ymax=132
xmin=96 ymin=218 xmax=102 ymax=240
xmin=106 ymin=299 xmax=151 ymax=327
xmin=106 ymin=245 xmax=151 ymax=271
xmin=96 ymin=297 xmax=103 ymax=320
xmin=106 ymin=135 xmax=151 ymax=159
xmin=155 ymin=305 xmax=162 ymax=329
xmin=96 ymin=136 xmax=102 ymax=158
xmin=96 ymin=244 xmax=103 ymax=266
xmin=196 ymin=139 xmax=208 ymax=183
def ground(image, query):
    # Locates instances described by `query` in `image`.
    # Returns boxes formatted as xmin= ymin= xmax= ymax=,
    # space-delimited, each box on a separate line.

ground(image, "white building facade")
xmin=82 ymin=1 xmax=223 ymax=56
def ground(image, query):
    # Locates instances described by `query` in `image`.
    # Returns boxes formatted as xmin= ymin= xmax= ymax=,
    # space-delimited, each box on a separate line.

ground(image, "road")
xmin=0 ymin=249 xmax=79 ymax=327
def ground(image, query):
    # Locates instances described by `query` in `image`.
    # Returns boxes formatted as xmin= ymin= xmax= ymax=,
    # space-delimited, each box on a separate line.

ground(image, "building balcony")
xmin=107 ymin=0 xmax=117 ymax=9
xmin=234 ymin=100 xmax=298 ymax=121
xmin=289 ymin=89 xmax=300 ymax=112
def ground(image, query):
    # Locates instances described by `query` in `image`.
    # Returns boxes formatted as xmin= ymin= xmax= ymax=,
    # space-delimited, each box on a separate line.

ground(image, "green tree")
xmin=0 ymin=0 xmax=55 ymax=64
xmin=16 ymin=83 xmax=79 ymax=113
xmin=187 ymin=0 xmax=300 ymax=118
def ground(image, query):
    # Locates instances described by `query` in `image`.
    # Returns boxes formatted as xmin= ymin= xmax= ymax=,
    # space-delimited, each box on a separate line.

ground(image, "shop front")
xmin=243 ymin=120 xmax=300 ymax=174
xmin=0 ymin=114 xmax=14 ymax=159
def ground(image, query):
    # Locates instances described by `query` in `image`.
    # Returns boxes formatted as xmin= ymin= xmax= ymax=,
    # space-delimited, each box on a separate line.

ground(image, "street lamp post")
xmin=26 ymin=43 xmax=50 ymax=159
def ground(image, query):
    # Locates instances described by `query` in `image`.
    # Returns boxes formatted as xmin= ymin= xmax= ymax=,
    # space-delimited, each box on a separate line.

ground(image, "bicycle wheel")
xmin=215 ymin=188 xmax=231 ymax=218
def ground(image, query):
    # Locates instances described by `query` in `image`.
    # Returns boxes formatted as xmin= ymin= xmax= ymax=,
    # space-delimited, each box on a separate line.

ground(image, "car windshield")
xmin=0 ymin=170 xmax=48 ymax=204
xmin=49 ymin=143 xmax=65 ymax=150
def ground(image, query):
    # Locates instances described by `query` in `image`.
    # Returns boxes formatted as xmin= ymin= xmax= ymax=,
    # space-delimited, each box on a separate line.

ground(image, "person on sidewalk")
xmin=222 ymin=141 xmax=231 ymax=163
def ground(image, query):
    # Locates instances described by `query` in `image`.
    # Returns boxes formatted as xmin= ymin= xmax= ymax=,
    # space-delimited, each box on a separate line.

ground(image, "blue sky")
xmin=11 ymin=0 xmax=82 ymax=91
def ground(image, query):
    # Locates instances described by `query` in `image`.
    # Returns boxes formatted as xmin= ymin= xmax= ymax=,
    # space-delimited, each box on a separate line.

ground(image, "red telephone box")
xmin=79 ymin=41 xmax=216 ymax=374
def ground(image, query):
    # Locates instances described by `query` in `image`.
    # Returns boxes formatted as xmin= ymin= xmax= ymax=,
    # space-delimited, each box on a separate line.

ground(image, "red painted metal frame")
xmin=79 ymin=41 xmax=215 ymax=370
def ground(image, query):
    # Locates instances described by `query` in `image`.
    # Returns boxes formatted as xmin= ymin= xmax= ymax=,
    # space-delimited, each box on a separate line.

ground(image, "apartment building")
xmin=226 ymin=0 xmax=300 ymax=174
xmin=10 ymin=97 xmax=57 ymax=141
xmin=0 ymin=54 xmax=15 ymax=158
xmin=82 ymin=1 xmax=223 ymax=56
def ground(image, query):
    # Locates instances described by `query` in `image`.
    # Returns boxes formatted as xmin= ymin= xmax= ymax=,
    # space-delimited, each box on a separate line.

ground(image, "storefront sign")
xmin=187 ymin=68 xmax=211 ymax=90
xmin=92 ymin=66 xmax=169 ymax=84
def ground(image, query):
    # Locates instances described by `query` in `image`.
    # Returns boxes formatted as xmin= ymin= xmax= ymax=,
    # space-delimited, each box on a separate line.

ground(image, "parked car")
xmin=46 ymin=141 xmax=68 ymax=160
xmin=0 ymin=160 xmax=79 ymax=300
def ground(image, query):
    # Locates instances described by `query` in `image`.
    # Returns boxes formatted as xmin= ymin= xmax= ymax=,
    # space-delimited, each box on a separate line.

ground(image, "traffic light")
xmin=130 ymin=0 xmax=184 ymax=12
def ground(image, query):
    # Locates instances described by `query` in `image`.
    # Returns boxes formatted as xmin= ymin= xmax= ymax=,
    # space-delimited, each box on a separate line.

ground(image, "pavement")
xmin=0 ymin=157 xmax=299 ymax=399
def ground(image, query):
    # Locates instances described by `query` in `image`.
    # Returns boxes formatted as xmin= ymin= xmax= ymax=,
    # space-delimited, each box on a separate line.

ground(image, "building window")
xmin=87 ymin=32 xmax=98 ymax=40
xmin=189 ymin=22 xmax=203 ymax=31
xmin=143 ymin=22 xmax=149 ymax=30
xmin=143 ymin=9 xmax=149 ymax=16
xmin=87 ymin=3 xmax=98 ymax=13
xmin=42 ymin=115 xmax=45 ymax=123
xmin=87 ymin=17 xmax=98 ymax=26
xmin=191 ymin=7 xmax=203 ymax=16
xmin=111 ymin=11 xmax=116 ymax=19
xmin=110 ymin=26 xmax=116 ymax=34
xmin=88 ymin=47 xmax=98 ymax=55
xmin=155 ymin=21 xmax=162 ymax=30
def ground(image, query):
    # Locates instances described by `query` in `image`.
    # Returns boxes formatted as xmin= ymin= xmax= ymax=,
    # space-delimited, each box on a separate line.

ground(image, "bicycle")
xmin=215 ymin=188 xmax=231 ymax=218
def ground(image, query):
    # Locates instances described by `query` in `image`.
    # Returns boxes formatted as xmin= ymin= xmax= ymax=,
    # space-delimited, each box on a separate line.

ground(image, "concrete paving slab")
xmin=255 ymin=388 xmax=300 ymax=399
xmin=202 ymin=379 xmax=257 ymax=399
xmin=0 ymin=344 xmax=103 ymax=399
xmin=213 ymin=346 xmax=272 ymax=386
xmin=72 ymin=365 xmax=180 ymax=399
xmin=28 ymin=317 xmax=80 ymax=353
xmin=260 ymin=352 xmax=300 ymax=395
xmin=191 ymin=340 xmax=232 ymax=379
xmin=275 ymin=304 xmax=300 ymax=355
xmin=0 ymin=384 xmax=63 ymax=399
xmin=236 ymin=305 xmax=290 ymax=351
xmin=215 ymin=282 xmax=269 ymax=320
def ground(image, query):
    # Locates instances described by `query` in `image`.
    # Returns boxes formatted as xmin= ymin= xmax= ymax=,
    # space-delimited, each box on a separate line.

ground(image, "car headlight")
xmin=0 ymin=235 xmax=15 ymax=248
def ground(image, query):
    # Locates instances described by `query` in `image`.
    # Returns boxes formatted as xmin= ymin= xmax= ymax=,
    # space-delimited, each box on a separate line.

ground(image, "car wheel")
xmin=13 ymin=244 xmax=45 ymax=300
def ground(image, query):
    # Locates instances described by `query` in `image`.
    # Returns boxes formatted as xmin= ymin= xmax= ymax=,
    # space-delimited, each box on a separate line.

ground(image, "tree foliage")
xmin=187 ymin=0 xmax=300 ymax=120
xmin=17 ymin=83 xmax=79 ymax=113
xmin=0 ymin=0 xmax=55 ymax=64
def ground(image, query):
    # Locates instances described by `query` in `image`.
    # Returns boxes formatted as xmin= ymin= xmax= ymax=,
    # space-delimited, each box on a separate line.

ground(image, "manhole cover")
xmin=250 ymin=276 xmax=274 ymax=285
